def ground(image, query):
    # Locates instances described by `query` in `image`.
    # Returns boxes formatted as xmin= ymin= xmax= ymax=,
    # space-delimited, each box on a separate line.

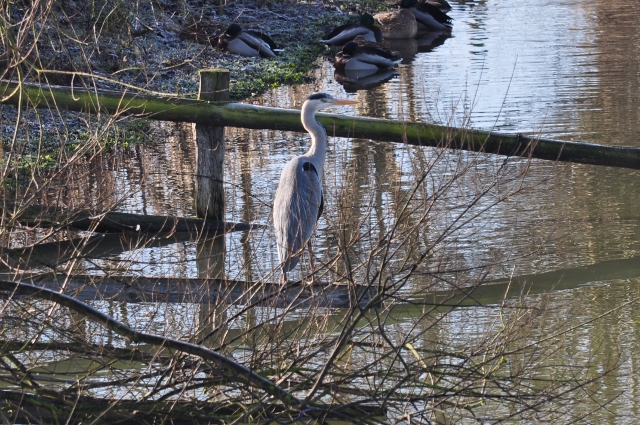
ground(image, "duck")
xmin=352 ymin=35 xmax=400 ymax=57
xmin=373 ymin=0 xmax=419 ymax=39
xmin=322 ymin=13 xmax=383 ymax=46
xmin=411 ymin=0 xmax=453 ymax=31
xmin=216 ymin=24 xmax=279 ymax=58
xmin=334 ymin=41 xmax=402 ymax=72
xmin=428 ymin=0 xmax=452 ymax=12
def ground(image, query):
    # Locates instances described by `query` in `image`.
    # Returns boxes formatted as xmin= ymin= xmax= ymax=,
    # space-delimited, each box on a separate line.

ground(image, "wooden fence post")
xmin=195 ymin=68 xmax=229 ymax=222
xmin=194 ymin=70 xmax=228 ymax=318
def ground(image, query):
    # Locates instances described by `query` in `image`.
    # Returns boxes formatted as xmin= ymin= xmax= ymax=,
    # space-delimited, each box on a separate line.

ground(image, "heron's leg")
xmin=307 ymin=241 xmax=316 ymax=288
xmin=281 ymin=271 xmax=288 ymax=285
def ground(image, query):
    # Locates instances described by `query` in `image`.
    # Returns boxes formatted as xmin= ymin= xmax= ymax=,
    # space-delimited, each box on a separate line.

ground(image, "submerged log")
xmin=3 ymin=79 xmax=640 ymax=169
xmin=7 ymin=272 xmax=376 ymax=308
xmin=1 ymin=232 xmax=197 ymax=273
xmin=1 ymin=202 xmax=259 ymax=233
xmin=0 ymin=390 xmax=386 ymax=424
xmin=0 ymin=280 xmax=302 ymax=408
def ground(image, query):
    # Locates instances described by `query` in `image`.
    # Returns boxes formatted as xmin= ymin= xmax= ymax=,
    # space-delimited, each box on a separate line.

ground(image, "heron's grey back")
xmin=273 ymin=157 xmax=323 ymax=273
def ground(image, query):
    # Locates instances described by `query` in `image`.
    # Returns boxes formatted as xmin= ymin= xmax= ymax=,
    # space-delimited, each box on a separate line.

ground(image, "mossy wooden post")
xmin=195 ymin=70 xmax=227 ymax=339
xmin=195 ymin=69 xmax=229 ymax=222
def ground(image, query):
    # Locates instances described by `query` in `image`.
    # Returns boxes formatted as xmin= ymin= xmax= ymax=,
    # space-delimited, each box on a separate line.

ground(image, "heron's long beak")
xmin=333 ymin=99 xmax=359 ymax=105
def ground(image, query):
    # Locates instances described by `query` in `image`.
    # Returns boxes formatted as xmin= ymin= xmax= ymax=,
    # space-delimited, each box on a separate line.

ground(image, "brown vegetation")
xmin=0 ymin=0 xmax=621 ymax=424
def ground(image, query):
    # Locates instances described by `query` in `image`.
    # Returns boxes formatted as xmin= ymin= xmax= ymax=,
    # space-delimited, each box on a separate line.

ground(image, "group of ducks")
xmin=214 ymin=0 xmax=453 ymax=72
xmin=328 ymin=0 xmax=452 ymax=72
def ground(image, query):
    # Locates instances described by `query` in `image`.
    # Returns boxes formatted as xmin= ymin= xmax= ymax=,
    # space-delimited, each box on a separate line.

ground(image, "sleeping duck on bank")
xmin=217 ymin=24 xmax=280 ymax=58
xmin=427 ymin=0 xmax=452 ymax=12
xmin=410 ymin=0 xmax=453 ymax=31
xmin=334 ymin=41 xmax=401 ymax=71
xmin=352 ymin=35 xmax=400 ymax=57
xmin=322 ymin=13 xmax=383 ymax=45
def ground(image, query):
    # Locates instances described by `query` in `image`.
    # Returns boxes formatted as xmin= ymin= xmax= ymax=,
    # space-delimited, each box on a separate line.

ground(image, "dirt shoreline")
xmin=1 ymin=0 xmax=356 ymax=155
xmin=5 ymin=0 xmax=351 ymax=100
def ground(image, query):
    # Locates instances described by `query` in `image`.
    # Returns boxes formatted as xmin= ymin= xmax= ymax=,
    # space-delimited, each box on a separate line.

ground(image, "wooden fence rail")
xmin=3 ymin=77 xmax=640 ymax=170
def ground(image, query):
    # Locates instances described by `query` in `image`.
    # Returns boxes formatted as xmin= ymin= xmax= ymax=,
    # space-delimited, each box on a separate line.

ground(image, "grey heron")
xmin=273 ymin=93 xmax=358 ymax=285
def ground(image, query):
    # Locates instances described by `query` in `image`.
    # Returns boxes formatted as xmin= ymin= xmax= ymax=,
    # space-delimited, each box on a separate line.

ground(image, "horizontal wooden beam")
xmin=3 ymin=80 xmax=640 ymax=169
xmin=2 ymin=203 xmax=259 ymax=233
xmin=0 ymin=390 xmax=386 ymax=424
xmin=7 ymin=273 xmax=374 ymax=307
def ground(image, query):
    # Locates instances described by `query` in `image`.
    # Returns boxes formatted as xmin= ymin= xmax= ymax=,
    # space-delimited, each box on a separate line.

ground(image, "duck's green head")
xmin=399 ymin=0 xmax=417 ymax=8
xmin=225 ymin=23 xmax=242 ymax=36
xmin=360 ymin=13 xmax=375 ymax=27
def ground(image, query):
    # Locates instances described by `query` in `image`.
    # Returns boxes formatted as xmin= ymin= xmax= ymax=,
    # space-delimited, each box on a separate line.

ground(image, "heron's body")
xmin=217 ymin=24 xmax=278 ymax=58
xmin=334 ymin=41 xmax=401 ymax=71
xmin=273 ymin=156 xmax=324 ymax=275
xmin=273 ymin=93 xmax=357 ymax=284
xmin=373 ymin=9 xmax=418 ymax=39
xmin=322 ymin=14 xmax=382 ymax=46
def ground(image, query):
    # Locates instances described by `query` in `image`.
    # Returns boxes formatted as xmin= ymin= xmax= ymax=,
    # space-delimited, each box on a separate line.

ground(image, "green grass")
xmin=228 ymin=13 xmax=348 ymax=100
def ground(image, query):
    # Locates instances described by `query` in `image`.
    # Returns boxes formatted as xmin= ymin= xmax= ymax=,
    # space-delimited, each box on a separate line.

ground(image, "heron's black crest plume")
xmin=308 ymin=93 xmax=332 ymax=101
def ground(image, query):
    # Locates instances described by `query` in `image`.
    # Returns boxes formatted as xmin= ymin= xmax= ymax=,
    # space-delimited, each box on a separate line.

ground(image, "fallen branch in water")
xmin=0 ymin=279 xmax=301 ymax=409
xmin=1 ymin=202 xmax=259 ymax=233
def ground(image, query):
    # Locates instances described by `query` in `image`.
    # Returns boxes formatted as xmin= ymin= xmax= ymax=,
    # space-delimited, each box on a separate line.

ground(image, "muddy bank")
xmin=3 ymin=0 xmax=352 ymax=100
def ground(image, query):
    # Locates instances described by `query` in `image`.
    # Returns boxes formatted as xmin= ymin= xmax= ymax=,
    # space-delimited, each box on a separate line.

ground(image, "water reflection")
xmin=14 ymin=0 xmax=640 ymax=420
xmin=334 ymin=68 xmax=399 ymax=93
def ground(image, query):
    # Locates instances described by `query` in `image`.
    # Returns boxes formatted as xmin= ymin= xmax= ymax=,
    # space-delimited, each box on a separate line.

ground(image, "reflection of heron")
xmin=273 ymin=93 xmax=358 ymax=284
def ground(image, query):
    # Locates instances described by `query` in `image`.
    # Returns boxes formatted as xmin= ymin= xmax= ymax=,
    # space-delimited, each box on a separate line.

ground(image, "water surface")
xmin=18 ymin=0 xmax=640 ymax=421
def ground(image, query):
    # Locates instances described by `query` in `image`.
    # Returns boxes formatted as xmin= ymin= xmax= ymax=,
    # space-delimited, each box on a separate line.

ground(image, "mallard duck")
xmin=352 ymin=35 xmax=400 ymax=56
xmin=216 ymin=24 xmax=279 ymax=58
xmin=411 ymin=0 xmax=453 ymax=31
xmin=322 ymin=13 xmax=383 ymax=46
xmin=334 ymin=41 xmax=401 ymax=72
xmin=373 ymin=0 xmax=418 ymax=39
xmin=428 ymin=0 xmax=452 ymax=12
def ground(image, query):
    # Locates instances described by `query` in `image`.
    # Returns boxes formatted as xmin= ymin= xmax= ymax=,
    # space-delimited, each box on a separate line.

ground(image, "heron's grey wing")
xmin=301 ymin=161 xmax=323 ymax=221
xmin=273 ymin=159 xmax=322 ymax=271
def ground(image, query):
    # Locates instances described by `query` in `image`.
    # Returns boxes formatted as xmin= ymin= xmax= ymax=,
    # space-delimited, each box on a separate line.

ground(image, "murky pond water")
xmin=8 ymin=0 xmax=640 ymax=421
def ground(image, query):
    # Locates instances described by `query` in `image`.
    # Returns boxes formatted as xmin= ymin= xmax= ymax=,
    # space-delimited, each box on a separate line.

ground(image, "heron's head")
xmin=304 ymin=93 xmax=358 ymax=113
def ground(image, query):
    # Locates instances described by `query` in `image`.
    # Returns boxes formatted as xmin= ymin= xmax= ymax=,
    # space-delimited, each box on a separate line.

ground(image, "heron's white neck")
xmin=301 ymin=103 xmax=328 ymax=172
